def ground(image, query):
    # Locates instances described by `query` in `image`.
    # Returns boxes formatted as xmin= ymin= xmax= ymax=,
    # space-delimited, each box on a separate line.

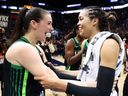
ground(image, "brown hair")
xmin=83 ymin=6 xmax=118 ymax=32
xmin=10 ymin=7 xmax=50 ymax=45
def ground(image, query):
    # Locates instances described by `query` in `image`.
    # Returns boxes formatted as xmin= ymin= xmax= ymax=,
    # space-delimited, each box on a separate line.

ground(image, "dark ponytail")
xmin=106 ymin=11 xmax=118 ymax=32
xmin=10 ymin=8 xmax=28 ymax=45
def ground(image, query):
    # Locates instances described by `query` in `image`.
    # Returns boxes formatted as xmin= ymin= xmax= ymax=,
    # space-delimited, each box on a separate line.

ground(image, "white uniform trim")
xmin=36 ymin=45 xmax=48 ymax=63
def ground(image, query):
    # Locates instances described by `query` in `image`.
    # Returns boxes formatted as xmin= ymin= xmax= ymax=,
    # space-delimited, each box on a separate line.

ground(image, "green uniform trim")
xmin=22 ymin=70 xmax=29 ymax=96
xmin=11 ymin=64 xmax=23 ymax=69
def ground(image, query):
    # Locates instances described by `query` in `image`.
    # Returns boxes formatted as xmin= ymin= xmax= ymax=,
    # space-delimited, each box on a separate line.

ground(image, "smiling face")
xmin=36 ymin=14 xmax=53 ymax=42
xmin=23 ymin=8 xmax=53 ymax=43
xmin=77 ymin=9 xmax=94 ymax=39
xmin=77 ymin=6 xmax=108 ymax=40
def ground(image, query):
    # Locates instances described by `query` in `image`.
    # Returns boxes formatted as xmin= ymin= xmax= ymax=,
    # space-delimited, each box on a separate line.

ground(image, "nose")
xmin=50 ymin=26 xmax=54 ymax=32
xmin=49 ymin=25 xmax=54 ymax=32
xmin=77 ymin=24 xmax=80 ymax=29
xmin=77 ymin=21 xmax=80 ymax=27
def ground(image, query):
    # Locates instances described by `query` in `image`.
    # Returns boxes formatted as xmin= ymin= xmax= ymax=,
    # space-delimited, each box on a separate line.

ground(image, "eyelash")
xmin=79 ymin=18 xmax=83 ymax=21
xmin=48 ymin=23 xmax=51 ymax=25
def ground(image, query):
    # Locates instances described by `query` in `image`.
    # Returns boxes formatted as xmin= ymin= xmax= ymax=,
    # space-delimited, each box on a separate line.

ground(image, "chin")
xmin=42 ymin=38 xmax=45 ymax=42
xmin=82 ymin=34 xmax=87 ymax=39
xmin=38 ymin=37 xmax=45 ymax=42
xmin=81 ymin=33 xmax=84 ymax=37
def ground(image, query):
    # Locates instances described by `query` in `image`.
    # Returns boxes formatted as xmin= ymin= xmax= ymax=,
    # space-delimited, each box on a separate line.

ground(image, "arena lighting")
xmin=114 ymin=3 xmax=128 ymax=9
xmin=1 ymin=5 xmax=7 ymax=9
xmin=67 ymin=4 xmax=81 ymax=8
xmin=101 ymin=6 xmax=114 ymax=10
xmin=19 ymin=7 xmax=23 ymax=10
xmin=110 ymin=0 xmax=118 ymax=2
xmin=8 ymin=6 xmax=17 ymax=10
xmin=24 ymin=5 xmax=33 ymax=9
xmin=0 ymin=0 xmax=6 ymax=1
xmin=61 ymin=9 xmax=82 ymax=14
xmin=38 ymin=3 xmax=45 ymax=6
xmin=62 ymin=3 xmax=128 ymax=14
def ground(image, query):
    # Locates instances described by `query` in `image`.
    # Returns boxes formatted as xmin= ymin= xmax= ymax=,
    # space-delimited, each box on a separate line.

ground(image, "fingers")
xmin=40 ymin=81 xmax=49 ymax=89
xmin=34 ymin=76 xmax=44 ymax=81
xmin=34 ymin=76 xmax=51 ymax=89
xmin=34 ymin=77 xmax=46 ymax=88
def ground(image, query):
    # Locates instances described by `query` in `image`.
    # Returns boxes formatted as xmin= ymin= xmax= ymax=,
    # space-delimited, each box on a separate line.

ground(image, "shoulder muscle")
xmin=100 ymin=38 xmax=120 ymax=69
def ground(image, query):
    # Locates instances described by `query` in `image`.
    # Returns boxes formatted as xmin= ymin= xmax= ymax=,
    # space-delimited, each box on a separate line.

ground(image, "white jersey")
xmin=77 ymin=31 xmax=125 ymax=96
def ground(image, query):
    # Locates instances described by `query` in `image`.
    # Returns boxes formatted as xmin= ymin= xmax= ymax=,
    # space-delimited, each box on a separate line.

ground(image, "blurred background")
xmin=0 ymin=0 xmax=128 ymax=96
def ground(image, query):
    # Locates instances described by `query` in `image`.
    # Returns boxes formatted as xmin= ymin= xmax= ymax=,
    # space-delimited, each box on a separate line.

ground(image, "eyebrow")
xmin=48 ymin=21 xmax=52 ymax=24
xmin=78 ymin=16 xmax=83 ymax=19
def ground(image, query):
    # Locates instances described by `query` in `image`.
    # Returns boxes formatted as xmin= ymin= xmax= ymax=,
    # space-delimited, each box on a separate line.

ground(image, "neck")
xmin=23 ymin=33 xmax=37 ymax=45
xmin=88 ymin=29 xmax=100 ymax=42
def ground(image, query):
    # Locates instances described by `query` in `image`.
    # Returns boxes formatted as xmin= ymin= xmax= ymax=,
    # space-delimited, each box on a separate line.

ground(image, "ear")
xmin=30 ymin=20 xmax=38 ymax=29
xmin=92 ymin=18 xmax=99 ymax=26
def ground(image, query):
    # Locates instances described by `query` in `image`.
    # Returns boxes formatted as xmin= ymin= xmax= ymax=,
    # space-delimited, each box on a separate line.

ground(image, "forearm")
xmin=55 ymin=66 xmax=79 ymax=76
xmin=64 ymin=80 xmax=96 ymax=87
xmin=67 ymin=50 xmax=83 ymax=65
xmin=45 ymin=63 xmax=77 ymax=80
xmin=65 ymin=66 xmax=115 ymax=96
xmin=60 ymin=70 xmax=79 ymax=77
xmin=49 ymin=79 xmax=95 ymax=92
xmin=35 ymin=66 xmax=114 ymax=96
xmin=66 ymin=83 xmax=100 ymax=96
xmin=51 ymin=79 xmax=68 ymax=92
xmin=50 ymin=79 xmax=99 ymax=95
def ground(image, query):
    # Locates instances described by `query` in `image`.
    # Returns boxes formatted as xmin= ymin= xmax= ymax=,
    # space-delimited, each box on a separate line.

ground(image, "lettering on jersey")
xmin=82 ymin=65 xmax=90 ymax=74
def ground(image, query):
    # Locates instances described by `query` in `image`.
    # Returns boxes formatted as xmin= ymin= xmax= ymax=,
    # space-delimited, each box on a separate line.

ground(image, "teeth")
xmin=79 ymin=28 xmax=82 ymax=30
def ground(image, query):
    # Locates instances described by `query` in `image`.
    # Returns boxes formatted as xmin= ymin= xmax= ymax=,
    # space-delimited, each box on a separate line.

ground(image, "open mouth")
xmin=78 ymin=25 xmax=82 ymax=29
xmin=78 ymin=27 xmax=83 ymax=31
